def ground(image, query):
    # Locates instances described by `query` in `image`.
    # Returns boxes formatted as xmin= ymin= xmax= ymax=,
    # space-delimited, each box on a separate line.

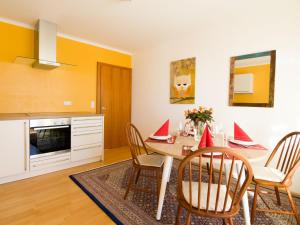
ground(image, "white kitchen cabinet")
xmin=0 ymin=120 xmax=29 ymax=178
xmin=30 ymin=152 xmax=71 ymax=171
xmin=72 ymin=132 xmax=102 ymax=147
xmin=71 ymin=116 xmax=104 ymax=162
xmin=71 ymin=144 xmax=102 ymax=162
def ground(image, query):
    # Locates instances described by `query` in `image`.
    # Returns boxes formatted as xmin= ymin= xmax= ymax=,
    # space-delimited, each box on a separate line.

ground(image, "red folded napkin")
xmin=153 ymin=119 xmax=169 ymax=136
xmin=198 ymin=125 xmax=214 ymax=148
xmin=234 ymin=122 xmax=253 ymax=142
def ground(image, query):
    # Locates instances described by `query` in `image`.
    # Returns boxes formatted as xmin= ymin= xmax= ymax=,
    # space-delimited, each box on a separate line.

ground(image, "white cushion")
xmin=182 ymin=181 xmax=232 ymax=212
xmin=136 ymin=154 xmax=165 ymax=167
xmin=252 ymin=166 xmax=285 ymax=183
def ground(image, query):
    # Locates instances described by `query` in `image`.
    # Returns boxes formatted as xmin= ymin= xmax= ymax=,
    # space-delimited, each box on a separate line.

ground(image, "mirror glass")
xmin=229 ymin=50 xmax=276 ymax=107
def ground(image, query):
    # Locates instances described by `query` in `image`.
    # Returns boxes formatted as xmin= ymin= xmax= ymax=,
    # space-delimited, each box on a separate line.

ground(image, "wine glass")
xmin=178 ymin=121 xmax=183 ymax=136
xmin=182 ymin=122 xmax=190 ymax=137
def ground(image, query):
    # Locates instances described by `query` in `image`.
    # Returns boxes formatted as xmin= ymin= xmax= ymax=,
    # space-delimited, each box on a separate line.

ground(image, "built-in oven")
xmin=30 ymin=118 xmax=71 ymax=159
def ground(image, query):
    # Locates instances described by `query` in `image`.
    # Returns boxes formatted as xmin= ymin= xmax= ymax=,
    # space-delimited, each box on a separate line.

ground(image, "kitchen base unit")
xmin=0 ymin=115 xmax=104 ymax=184
xmin=71 ymin=116 xmax=104 ymax=162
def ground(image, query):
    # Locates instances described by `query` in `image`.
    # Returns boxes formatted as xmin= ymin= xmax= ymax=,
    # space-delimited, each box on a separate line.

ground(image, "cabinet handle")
xmin=73 ymin=118 xmax=101 ymax=122
xmin=34 ymin=125 xmax=69 ymax=131
xmin=73 ymin=125 xmax=102 ymax=129
xmin=32 ymin=158 xmax=70 ymax=167
xmin=24 ymin=121 xmax=27 ymax=171
xmin=73 ymin=145 xmax=102 ymax=151
xmin=73 ymin=132 xmax=101 ymax=136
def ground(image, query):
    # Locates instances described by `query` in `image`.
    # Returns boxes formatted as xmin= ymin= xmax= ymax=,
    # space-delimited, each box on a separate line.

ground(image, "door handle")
xmin=101 ymin=106 xmax=106 ymax=111
xmin=24 ymin=121 xmax=27 ymax=171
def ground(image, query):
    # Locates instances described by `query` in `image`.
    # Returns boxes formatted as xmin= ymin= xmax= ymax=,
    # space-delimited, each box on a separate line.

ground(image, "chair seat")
xmin=136 ymin=154 xmax=165 ymax=167
xmin=252 ymin=166 xmax=285 ymax=183
xmin=182 ymin=181 xmax=232 ymax=212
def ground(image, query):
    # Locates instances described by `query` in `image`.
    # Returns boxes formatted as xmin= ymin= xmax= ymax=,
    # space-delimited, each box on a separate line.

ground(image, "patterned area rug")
xmin=70 ymin=159 xmax=299 ymax=225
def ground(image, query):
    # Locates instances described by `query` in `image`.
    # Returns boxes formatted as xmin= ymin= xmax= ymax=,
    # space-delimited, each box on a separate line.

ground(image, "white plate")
xmin=228 ymin=138 xmax=256 ymax=146
xmin=191 ymin=145 xmax=198 ymax=151
xmin=190 ymin=145 xmax=222 ymax=156
xmin=149 ymin=134 xmax=171 ymax=140
xmin=203 ymin=152 xmax=223 ymax=156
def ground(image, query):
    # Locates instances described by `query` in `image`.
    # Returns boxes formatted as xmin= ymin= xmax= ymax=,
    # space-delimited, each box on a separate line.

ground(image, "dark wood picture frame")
xmin=228 ymin=50 xmax=276 ymax=107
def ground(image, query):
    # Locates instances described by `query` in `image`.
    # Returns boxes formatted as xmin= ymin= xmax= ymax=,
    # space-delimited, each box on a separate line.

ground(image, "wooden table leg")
xmin=156 ymin=155 xmax=173 ymax=220
xmin=236 ymin=162 xmax=251 ymax=225
xmin=224 ymin=162 xmax=251 ymax=225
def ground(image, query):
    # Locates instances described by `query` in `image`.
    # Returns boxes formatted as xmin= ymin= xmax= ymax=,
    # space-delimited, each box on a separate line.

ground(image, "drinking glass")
xmin=182 ymin=122 xmax=190 ymax=137
xmin=167 ymin=136 xmax=174 ymax=144
xmin=178 ymin=121 xmax=183 ymax=136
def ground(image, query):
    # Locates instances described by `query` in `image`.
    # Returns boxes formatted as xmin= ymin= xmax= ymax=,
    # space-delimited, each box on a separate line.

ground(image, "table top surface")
xmin=146 ymin=136 xmax=270 ymax=163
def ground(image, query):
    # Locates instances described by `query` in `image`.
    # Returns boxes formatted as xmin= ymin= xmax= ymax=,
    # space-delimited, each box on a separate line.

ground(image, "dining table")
xmin=146 ymin=135 xmax=269 ymax=225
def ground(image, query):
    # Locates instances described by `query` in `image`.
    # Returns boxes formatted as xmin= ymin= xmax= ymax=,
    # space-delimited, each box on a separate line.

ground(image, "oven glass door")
xmin=30 ymin=125 xmax=71 ymax=158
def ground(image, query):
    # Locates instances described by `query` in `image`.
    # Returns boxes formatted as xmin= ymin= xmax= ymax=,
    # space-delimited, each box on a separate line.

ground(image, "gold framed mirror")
xmin=229 ymin=50 xmax=276 ymax=107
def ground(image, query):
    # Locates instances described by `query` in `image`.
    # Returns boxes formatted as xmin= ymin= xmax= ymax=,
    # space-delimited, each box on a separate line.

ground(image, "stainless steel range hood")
xmin=33 ymin=20 xmax=60 ymax=69
xmin=14 ymin=19 xmax=75 ymax=69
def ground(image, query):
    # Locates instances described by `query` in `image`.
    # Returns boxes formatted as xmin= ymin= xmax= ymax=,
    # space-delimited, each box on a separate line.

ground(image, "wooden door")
xmin=97 ymin=63 xmax=131 ymax=149
xmin=97 ymin=64 xmax=112 ymax=149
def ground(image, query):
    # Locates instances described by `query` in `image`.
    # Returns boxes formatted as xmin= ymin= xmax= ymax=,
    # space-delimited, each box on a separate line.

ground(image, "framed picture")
xmin=170 ymin=57 xmax=195 ymax=104
xmin=228 ymin=50 xmax=276 ymax=107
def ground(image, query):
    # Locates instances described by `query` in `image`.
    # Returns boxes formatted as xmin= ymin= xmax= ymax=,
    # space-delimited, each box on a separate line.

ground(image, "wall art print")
xmin=170 ymin=57 xmax=195 ymax=104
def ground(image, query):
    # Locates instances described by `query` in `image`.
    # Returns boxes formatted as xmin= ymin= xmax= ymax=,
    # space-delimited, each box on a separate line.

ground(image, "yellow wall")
xmin=233 ymin=64 xmax=270 ymax=103
xmin=0 ymin=21 xmax=131 ymax=113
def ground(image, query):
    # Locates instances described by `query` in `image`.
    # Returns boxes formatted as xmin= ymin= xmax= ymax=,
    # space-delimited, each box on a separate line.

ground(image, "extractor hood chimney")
xmin=32 ymin=20 xmax=61 ymax=69
xmin=14 ymin=19 xmax=75 ymax=69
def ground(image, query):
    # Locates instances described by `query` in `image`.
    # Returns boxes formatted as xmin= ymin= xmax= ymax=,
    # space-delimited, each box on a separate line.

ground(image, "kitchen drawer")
xmin=30 ymin=153 xmax=71 ymax=171
xmin=72 ymin=124 xmax=102 ymax=134
xmin=71 ymin=144 xmax=102 ymax=162
xmin=71 ymin=116 xmax=103 ymax=125
xmin=72 ymin=131 xmax=102 ymax=147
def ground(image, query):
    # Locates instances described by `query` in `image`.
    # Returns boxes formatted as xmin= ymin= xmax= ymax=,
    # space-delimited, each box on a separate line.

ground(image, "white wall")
xmin=132 ymin=7 xmax=300 ymax=193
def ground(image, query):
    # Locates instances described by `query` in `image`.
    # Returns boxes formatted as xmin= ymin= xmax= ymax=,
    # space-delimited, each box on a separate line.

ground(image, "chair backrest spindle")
xmin=214 ymin=154 xmax=225 ymax=213
xmin=189 ymin=161 xmax=193 ymax=209
xmin=197 ymin=155 xmax=202 ymax=210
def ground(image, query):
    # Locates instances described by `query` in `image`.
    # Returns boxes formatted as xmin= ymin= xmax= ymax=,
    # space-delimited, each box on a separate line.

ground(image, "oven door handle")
xmin=33 ymin=125 xmax=70 ymax=131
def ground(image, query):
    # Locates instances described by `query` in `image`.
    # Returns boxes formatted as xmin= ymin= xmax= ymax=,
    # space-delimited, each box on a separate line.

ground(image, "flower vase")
xmin=198 ymin=121 xmax=205 ymax=137
xmin=193 ymin=121 xmax=205 ymax=141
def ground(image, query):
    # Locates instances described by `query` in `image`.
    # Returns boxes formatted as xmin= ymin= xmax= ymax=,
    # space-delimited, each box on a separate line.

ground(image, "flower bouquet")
xmin=184 ymin=106 xmax=213 ymax=139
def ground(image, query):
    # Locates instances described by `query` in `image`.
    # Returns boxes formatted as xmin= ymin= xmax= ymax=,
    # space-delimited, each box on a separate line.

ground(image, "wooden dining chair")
xmin=124 ymin=123 xmax=165 ymax=200
xmin=251 ymin=131 xmax=300 ymax=225
xmin=176 ymin=147 xmax=253 ymax=225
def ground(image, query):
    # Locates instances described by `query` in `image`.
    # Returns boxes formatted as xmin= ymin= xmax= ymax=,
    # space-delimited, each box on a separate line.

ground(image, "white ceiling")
xmin=0 ymin=0 xmax=299 ymax=54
